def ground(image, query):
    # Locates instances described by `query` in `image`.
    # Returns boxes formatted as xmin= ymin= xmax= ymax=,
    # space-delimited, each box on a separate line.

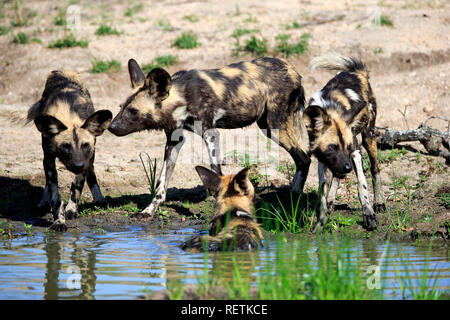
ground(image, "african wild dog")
xmin=181 ymin=166 xmax=263 ymax=252
xmin=28 ymin=70 xmax=112 ymax=231
xmin=109 ymin=57 xmax=310 ymax=219
xmin=304 ymin=53 xmax=385 ymax=231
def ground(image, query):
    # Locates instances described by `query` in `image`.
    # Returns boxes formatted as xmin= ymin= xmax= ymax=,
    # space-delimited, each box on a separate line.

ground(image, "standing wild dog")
xmin=28 ymin=70 xmax=112 ymax=231
xmin=109 ymin=57 xmax=310 ymax=219
xmin=304 ymin=53 xmax=385 ymax=231
xmin=181 ymin=166 xmax=263 ymax=252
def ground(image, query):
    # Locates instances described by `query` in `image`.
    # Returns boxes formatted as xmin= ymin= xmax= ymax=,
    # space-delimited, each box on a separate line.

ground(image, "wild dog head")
xmin=34 ymin=109 xmax=112 ymax=174
xmin=109 ymin=59 xmax=172 ymax=136
xmin=195 ymin=166 xmax=255 ymax=218
xmin=304 ymin=100 xmax=367 ymax=178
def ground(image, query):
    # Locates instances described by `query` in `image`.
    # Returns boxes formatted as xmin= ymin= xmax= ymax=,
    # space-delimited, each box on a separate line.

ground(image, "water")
xmin=0 ymin=228 xmax=448 ymax=299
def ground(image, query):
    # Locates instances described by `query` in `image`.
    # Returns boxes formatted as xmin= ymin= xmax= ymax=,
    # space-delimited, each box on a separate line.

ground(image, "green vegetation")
xmin=231 ymin=28 xmax=258 ymax=38
xmin=243 ymin=36 xmax=267 ymax=56
xmin=274 ymin=33 xmax=310 ymax=57
xmin=0 ymin=221 xmax=13 ymax=240
xmin=139 ymin=152 xmax=158 ymax=201
xmin=173 ymin=32 xmax=199 ymax=49
xmin=95 ymin=24 xmax=119 ymax=36
xmin=157 ymin=19 xmax=173 ymax=31
xmin=12 ymin=31 xmax=27 ymax=44
xmin=125 ymin=3 xmax=143 ymax=17
xmin=375 ymin=15 xmax=394 ymax=27
xmin=141 ymin=54 xmax=178 ymax=73
xmin=48 ymin=34 xmax=88 ymax=48
xmin=183 ymin=14 xmax=199 ymax=23
xmin=31 ymin=37 xmax=42 ymax=43
xmin=377 ymin=147 xmax=408 ymax=163
xmin=0 ymin=25 xmax=9 ymax=35
xmin=91 ymin=59 xmax=121 ymax=73
xmin=23 ymin=223 xmax=32 ymax=236
xmin=281 ymin=21 xmax=301 ymax=30
xmin=257 ymin=193 xmax=316 ymax=233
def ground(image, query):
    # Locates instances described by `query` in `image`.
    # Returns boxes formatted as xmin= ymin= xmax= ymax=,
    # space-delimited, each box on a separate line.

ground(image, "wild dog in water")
xmin=304 ymin=53 xmax=385 ymax=231
xmin=28 ymin=70 xmax=112 ymax=231
xmin=109 ymin=57 xmax=310 ymax=219
xmin=181 ymin=166 xmax=263 ymax=252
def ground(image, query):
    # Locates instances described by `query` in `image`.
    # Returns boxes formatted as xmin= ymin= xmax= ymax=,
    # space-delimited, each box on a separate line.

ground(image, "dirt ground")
xmin=0 ymin=0 xmax=448 ymax=239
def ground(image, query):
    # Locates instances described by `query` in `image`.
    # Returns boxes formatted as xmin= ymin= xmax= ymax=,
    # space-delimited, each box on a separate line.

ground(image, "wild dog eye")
xmin=328 ymin=144 xmax=338 ymax=152
xmin=61 ymin=142 xmax=71 ymax=150
xmin=128 ymin=107 xmax=138 ymax=115
xmin=81 ymin=142 xmax=90 ymax=150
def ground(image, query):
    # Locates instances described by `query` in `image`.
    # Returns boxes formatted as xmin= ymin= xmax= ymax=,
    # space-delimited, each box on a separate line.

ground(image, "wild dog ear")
xmin=128 ymin=59 xmax=146 ymax=89
xmin=145 ymin=68 xmax=172 ymax=103
xmin=195 ymin=166 xmax=222 ymax=193
xmin=34 ymin=115 xmax=67 ymax=136
xmin=233 ymin=167 xmax=252 ymax=195
xmin=82 ymin=110 xmax=113 ymax=136
xmin=303 ymin=105 xmax=331 ymax=133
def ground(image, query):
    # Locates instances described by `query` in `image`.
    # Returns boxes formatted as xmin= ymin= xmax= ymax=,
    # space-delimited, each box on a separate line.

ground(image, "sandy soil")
xmin=0 ymin=0 xmax=448 ymax=238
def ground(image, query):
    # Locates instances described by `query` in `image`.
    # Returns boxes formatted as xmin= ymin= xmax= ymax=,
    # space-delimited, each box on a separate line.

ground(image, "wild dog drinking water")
xmin=28 ymin=70 xmax=112 ymax=231
xmin=304 ymin=53 xmax=385 ymax=231
xmin=109 ymin=57 xmax=310 ymax=219
xmin=181 ymin=166 xmax=263 ymax=252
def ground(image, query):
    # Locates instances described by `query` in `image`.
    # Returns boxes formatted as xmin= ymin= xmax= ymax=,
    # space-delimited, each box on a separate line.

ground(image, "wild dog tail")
xmin=0 ymin=101 xmax=40 ymax=125
xmin=309 ymin=52 xmax=367 ymax=74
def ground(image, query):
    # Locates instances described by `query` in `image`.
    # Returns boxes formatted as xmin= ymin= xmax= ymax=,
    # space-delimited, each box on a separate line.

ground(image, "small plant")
xmin=48 ymin=34 xmax=88 ymax=48
xmin=0 ymin=26 xmax=9 ymax=35
xmin=95 ymin=24 xmax=119 ymax=36
xmin=274 ymin=33 xmax=310 ymax=57
xmin=31 ymin=37 xmax=42 ymax=43
xmin=373 ymin=47 xmax=383 ymax=55
xmin=173 ymin=32 xmax=199 ymax=49
xmin=12 ymin=31 xmax=28 ymax=44
xmin=0 ymin=222 xmax=14 ymax=240
xmin=281 ymin=21 xmax=301 ymax=30
xmin=141 ymin=54 xmax=178 ymax=73
xmin=157 ymin=19 xmax=173 ymax=31
xmin=277 ymin=161 xmax=296 ymax=181
xmin=91 ymin=59 xmax=121 ymax=73
xmin=183 ymin=14 xmax=199 ymax=23
xmin=243 ymin=14 xmax=258 ymax=23
xmin=375 ymin=15 xmax=394 ymax=27
xmin=23 ymin=223 xmax=32 ymax=236
xmin=139 ymin=152 xmax=158 ymax=201
xmin=231 ymin=28 xmax=258 ymax=38
xmin=243 ymin=36 xmax=267 ymax=56
xmin=125 ymin=3 xmax=143 ymax=17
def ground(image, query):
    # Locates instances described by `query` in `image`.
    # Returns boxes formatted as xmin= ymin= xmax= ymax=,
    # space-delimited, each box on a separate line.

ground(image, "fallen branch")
xmin=297 ymin=14 xmax=346 ymax=28
xmin=376 ymin=119 xmax=450 ymax=164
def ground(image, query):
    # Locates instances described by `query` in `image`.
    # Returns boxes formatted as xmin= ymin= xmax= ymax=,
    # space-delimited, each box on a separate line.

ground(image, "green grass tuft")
xmin=95 ymin=24 xmax=119 ymax=36
xmin=125 ymin=3 xmax=143 ymax=17
xmin=12 ymin=31 xmax=28 ymax=44
xmin=48 ymin=34 xmax=88 ymax=48
xmin=91 ymin=59 xmax=121 ymax=73
xmin=141 ymin=54 xmax=178 ymax=74
xmin=0 ymin=25 xmax=10 ymax=35
xmin=243 ymin=36 xmax=267 ymax=56
xmin=376 ymin=15 xmax=394 ymax=27
xmin=274 ymin=33 xmax=310 ymax=57
xmin=173 ymin=32 xmax=199 ymax=49
xmin=183 ymin=14 xmax=199 ymax=23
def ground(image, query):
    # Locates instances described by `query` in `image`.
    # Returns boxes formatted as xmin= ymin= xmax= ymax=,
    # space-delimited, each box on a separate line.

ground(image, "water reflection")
xmin=0 ymin=229 xmax=448 ymax=299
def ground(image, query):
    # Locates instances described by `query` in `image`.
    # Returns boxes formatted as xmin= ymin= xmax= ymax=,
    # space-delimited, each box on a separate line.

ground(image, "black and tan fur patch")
xmin=181 ymin=166 xmax=263 ymax=252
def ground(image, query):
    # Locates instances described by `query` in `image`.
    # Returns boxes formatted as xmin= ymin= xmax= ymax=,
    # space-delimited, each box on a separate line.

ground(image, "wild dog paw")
xmin=130 ymin=211 xmax=154 ymax=221
xmin=362 ymin=206 xmax=378 ymax=231
xmin=49 ymin=220 xmax=67 ymax=232
xmin=373 ymin=203 xmax=386 ymax=213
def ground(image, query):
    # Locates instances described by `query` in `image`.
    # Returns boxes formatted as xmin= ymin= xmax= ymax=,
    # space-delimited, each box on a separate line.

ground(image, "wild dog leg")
xmin=315 ymin=161 xmax=330 ymax=231
xmin=203 ymin=128 xmax=223 ymax=175
xmin=327 ymin=176 xmax=340 ymax=210
xmin=132 ymin=130 xmax=185 ymax=220
xmin=43 ymin=155 xmax=66 ymax=231
xmin=257 ymin=113 xmax=310 ymax=194
xmin=86 ymin=155 xmax=107 ymax=206
xmin=351 ymin=150 xmax=378 ymax=231
xmin=65 ymin=173 xmax=86 ymax=220
xmin=362 ymin=130 xmax=385 ymax=212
